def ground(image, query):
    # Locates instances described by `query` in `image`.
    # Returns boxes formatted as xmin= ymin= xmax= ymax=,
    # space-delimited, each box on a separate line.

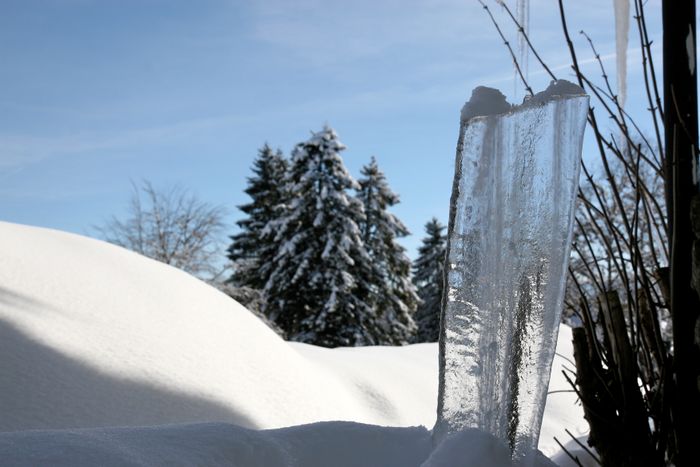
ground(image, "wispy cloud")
xmin=0 ymin=113 xmax=253 ymax=171
xmin=249 ymin=0 xmax=493 ymax=67
xmin=0 ymin=42 xmax=646 ymax=175
xmin=0 ymin=0 xmax=661 ymax=175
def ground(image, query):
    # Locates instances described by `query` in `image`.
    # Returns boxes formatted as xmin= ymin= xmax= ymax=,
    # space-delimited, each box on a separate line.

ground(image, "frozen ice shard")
xmin=434 ymin=81 xmax=588 ymax=465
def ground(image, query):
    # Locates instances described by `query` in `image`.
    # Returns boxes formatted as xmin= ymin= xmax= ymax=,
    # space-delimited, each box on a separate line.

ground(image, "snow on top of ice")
xmin=460 ymin=86 xmax=511 ymax=123
xmin=461 ymin=80 xmax=586 ymax=124
xmin=525 ymin=79 xmax=586 ymax=105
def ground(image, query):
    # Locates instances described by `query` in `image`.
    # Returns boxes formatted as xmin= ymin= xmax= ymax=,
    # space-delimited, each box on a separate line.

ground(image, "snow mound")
xmin=0 ymin=422 xmax=572 ymax=467
xmin=0 ymin=221 xmax=587 ymax=464
xmin=0 ymin=422 xmax=431 ymax=467
xmin=420 ymin=429 xmax=556 ymax=467
xmin=0 ymin=221 xmax=430 ymax=431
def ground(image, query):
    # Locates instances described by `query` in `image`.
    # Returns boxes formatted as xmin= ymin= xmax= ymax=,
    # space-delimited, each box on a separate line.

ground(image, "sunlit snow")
xmin=0 ymin=222 xmax=592 ymax=465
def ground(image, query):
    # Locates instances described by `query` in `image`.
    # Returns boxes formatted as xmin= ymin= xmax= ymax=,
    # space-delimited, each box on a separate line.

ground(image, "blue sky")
xmin=0 ymin=0 xmax=662 ymax=258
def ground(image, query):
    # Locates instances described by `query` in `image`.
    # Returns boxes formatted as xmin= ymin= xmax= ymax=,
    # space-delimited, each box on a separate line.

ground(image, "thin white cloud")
xmin=249 ymin=0 xmax=491 ymax=66
xmin=0 ymin=0 xmax=661 ymax=174
xmin=243 ymin=0 xmax=636 ymax=102
xmin=0 ymin=114 xmax=252 ymax=171
xmin=0 ymin=40 xmax=652 ymax=175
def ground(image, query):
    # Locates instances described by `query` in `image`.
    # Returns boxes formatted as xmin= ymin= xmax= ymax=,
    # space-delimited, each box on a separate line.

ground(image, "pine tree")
xmin=356 ymin=157 xmax=418 ymax=344
xmin=227 ymin=144 xmax=287 ymax=290
xmin=412 ymin=218 xmax=447 ymax=342
xmin=263 ymin=126 xmax=376 ymax=347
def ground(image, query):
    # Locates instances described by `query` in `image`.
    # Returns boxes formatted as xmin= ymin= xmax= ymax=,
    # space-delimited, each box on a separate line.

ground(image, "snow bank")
xmin=0 ymin=422 xmax=431 ymax=467
xmin=0 ymin=422 xmax=572 ymax=467
xmin=0 ymin=221 xmax=588 ymax=464
xmin=0 ymin=422 xmax=596 ymax=467
xmin=0 ymin=221 xmax=430 ymax=430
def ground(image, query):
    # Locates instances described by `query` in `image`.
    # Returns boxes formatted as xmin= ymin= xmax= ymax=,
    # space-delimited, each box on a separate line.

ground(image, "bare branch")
xmin=96 ymin=180 xmax=228 ymax=283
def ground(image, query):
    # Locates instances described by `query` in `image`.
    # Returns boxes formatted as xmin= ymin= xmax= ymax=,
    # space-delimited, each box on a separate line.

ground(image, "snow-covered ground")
xmin=0 ymin=222 xmax=594 ymax=466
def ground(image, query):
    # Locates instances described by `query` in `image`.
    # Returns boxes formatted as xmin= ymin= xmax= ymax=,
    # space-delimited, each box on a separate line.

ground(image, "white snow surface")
xmin=0 ymin=221 xmax=588 ymax=465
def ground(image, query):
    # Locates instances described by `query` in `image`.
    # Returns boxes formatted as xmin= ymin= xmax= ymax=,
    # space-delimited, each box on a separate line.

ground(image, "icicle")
xmin=612 ymin=0 xmax=629 ymax=108
xmin=434 ymin=80 xmax=588 ymax=466
xmin=500 ymin=0 xmax=530 ymax=100
xmin=517 ymin=0 xmax=529 ymax=86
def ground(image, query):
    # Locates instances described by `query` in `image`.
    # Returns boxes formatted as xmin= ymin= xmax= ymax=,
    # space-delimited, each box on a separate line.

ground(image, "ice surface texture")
xmin=435 ymin=81 xmax=588 ymax=465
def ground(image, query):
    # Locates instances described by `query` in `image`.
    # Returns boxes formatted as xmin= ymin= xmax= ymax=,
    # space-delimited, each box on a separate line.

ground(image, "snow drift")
xmin=0 ymin=221 xmax=590 ymax=465
xmin=0 ymin=221 xmax=434 ymax=431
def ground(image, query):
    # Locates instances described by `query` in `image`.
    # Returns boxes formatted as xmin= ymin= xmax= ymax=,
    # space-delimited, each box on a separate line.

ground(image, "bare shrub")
xmin=98 ymin=181 xmax=227 ymax=283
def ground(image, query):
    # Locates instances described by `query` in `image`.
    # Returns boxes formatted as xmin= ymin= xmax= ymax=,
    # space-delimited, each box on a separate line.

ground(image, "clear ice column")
xmin=434 ymin=81 xmax=588 ymax=465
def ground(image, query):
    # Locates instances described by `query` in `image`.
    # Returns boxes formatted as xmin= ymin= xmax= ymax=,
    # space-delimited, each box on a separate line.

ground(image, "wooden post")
xmin=662 ymin=1 xmax=700 ymax=465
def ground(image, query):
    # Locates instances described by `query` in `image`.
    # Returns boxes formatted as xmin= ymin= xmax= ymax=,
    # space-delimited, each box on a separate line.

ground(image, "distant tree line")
xmin=97 ymin=126 xmax=447 ymax=347
xmin=227 ymin=126 xmax=446 ymax=347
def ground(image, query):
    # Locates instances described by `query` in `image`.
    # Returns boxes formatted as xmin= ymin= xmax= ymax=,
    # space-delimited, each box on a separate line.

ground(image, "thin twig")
xmin=494 ymin=0 xmax=557 ymax=81
xmin=565 ymin=428 xmax=602 ymax=465
xmin=554 ymin=437 xmax=585 ymax=467
xmin=477 ymin=0 xmax=533 ymax=95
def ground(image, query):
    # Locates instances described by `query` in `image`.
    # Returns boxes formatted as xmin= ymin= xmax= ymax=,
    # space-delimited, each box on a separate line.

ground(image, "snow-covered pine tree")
xmin=263 ymin=126 xmax=377 ymax=347
xmin=356 ymin=157 xmax=418 ymax=344
xmin=227 ymin=144 xmax=288 ymax=290
xmin=412 ymin=218 xmax=447 ymax=342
